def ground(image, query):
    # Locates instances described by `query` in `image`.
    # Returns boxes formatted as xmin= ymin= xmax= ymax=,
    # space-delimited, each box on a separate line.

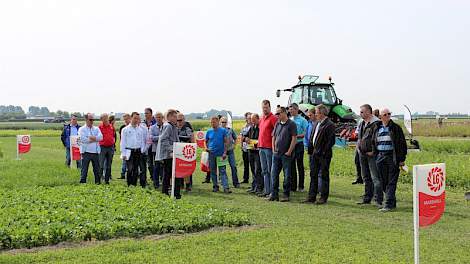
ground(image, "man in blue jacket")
xmin=61 ymin=114 xmax=82 ymax=168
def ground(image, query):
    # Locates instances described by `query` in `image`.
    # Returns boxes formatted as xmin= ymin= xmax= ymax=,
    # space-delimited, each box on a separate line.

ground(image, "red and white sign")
xmin=173 ymin=143 xmax=197 ymax=178
xmin=414 ymin=164 xmax=446 ymax=228
xmin=70 ymin=135 xmax=81 ymax=161
xmin=195 ymin=131 xmax=206 ymax=148
xmin=17 ymin=135 xmax=31 ymax=154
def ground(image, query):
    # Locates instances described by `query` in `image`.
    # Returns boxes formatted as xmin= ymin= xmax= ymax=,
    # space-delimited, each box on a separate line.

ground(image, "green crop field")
xmin=0 ymin=133 xmax=469 ymax=263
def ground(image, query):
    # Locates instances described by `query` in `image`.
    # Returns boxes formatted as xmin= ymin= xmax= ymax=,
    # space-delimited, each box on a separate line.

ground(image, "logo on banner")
xmin=195 ymin=131 xmax=206 ymax=148
xmin=414 ymin=164 xmax=446 ymax=228
xmin=182 ymin=144 xmax=196 ymax=160
xmin=427 ymin=167 xmax=444 ymax=192
xmin=21 ymin=136 xmax=30 ymax=144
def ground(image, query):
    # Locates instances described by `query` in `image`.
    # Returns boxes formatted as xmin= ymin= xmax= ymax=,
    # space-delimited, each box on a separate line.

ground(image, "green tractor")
xmin=276 ymin=75 xmax=359 ymax=141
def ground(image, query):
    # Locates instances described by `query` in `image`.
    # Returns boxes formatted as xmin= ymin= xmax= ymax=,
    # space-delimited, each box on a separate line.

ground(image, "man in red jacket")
xmin=99 ymin=113 xmax=116 ymax=184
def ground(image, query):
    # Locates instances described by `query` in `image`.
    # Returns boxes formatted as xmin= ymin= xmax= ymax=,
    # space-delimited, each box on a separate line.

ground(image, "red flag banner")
xmin=173 ymin=143 xmax=197 ymax=178
xmin=70 ymin=135 xmax=81 ymax=161
xmin=414 ymin=164 xmax=446 ymax=227
xmin=17 ymin=135 xmax=31 ymax=154
xmin=195 ymin=131 xmax=206 ymax=148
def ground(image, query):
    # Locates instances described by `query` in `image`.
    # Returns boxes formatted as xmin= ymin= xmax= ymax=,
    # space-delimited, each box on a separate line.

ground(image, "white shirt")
xmin=78 ymin=125 xmax=103 ymax=154
xmin=311 ymin=118 xmax=326 ymax=146
xmin=120 ymin=124 xmax=147 ymax=159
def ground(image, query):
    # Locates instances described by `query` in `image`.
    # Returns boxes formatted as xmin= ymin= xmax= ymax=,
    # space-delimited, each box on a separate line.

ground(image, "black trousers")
xmin=248 ymin=150 xmax=263 ymax=192
xmin=354 ymin=151 xmax=363 ymax=183
xmin=376 ymin=153 xmax=399 ymax=209
xmin=290 ymin=142 xmax=305 ymax=191
xmin=242 ymin=150 xmax=250 ymax=182
xmin=161 ymin=158 xmax=183 ymax=198
xmin=80 ymin=152 xmax=101 ymax=184
xmin=126 ymin=150 xmax=145 ymax=187
xmin=308 ymin=155 xmax=332 ymax=201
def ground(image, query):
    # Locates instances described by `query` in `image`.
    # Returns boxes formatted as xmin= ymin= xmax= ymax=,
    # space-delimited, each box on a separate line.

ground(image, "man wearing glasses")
xmin=372 ymin=108 xmax=407 ymax=212
xmin=78 ymin=113 xmax=103 ymax=184
xmin=356 ymin=104 xmax=382 ymax=207
xmin=269 ymin=107 xmax=297 ymax=202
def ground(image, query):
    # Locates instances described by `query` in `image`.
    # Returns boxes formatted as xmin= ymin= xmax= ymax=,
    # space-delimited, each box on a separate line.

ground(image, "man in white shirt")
xmin=121 ymin=112 xmax=148 ymax=187
xmin=78 ymin=113 xmax=103 ymax=184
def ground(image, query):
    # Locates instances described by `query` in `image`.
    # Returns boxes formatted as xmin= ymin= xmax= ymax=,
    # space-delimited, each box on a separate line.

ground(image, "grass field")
xmin=0 ymin=135 xmax=469 ymax=263
xmin=1 ymin=118 xmax=470 ymax=138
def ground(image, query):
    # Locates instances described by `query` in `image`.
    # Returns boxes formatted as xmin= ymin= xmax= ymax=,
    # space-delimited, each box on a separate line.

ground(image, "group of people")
xmin=60 ymin=100 xmax=407 ymax=211
xmin=61 ymin=108 xmax=195 ymax=199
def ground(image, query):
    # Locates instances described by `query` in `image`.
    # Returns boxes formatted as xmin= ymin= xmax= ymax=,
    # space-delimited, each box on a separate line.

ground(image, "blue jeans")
xmin=259 ymin=148 xmax=273 ymax=195
xmin=227 ymin=149 xmax=239 ymax=186
xmin=271 ymin=153 xmax=292 ymax=198
xmin=65 ymin=147 xmax=82 ymax=169
xmin=209 ymin=152 xmax=229 ymax=189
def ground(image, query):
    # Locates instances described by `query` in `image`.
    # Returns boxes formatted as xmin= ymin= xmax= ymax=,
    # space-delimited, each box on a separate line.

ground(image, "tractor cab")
xmin=276 ymin=75 xmax=357 ymax=123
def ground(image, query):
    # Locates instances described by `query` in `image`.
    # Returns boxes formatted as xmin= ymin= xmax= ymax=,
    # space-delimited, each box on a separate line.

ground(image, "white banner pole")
xmin=413 ymin=165 xmax=420 ymax=264
xmin=170 ymin=144 xmax=176 ymax=199
xmin=16 ymin=135 xmax=19 ymax=160
xmin=70 ymin=137 xmax=73 ymax=170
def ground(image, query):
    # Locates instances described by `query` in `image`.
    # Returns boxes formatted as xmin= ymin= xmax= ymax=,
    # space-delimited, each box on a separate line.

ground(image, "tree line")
xmin=0 ymin=105 xmax=83 ymax=121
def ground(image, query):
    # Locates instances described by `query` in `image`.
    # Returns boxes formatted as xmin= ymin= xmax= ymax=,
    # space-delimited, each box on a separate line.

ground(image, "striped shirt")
xmin=376 ymin=125 xmax=394 ymax=152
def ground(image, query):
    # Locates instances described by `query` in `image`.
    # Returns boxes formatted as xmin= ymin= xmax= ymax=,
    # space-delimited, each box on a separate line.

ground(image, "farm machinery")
xmin=276 ymin=75 xmax=358 ymax=143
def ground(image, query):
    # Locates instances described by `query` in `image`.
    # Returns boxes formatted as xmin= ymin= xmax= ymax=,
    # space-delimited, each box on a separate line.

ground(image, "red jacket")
xmin=99 ymin=123 xmax=115 ymax=147
xmin=258 ymin=112 xmax=278 ymax=149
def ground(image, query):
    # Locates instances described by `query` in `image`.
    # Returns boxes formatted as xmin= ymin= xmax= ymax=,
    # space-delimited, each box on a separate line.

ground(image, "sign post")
xmin=70 ymin=135 xmax=81 ymax=169
xmin=171 ymin=143 xmax=197 ymax=199
xmin=413 ymin=163 xmax=446 ymax=264
xmin=16 ymin=135 xmax=31 ymax=160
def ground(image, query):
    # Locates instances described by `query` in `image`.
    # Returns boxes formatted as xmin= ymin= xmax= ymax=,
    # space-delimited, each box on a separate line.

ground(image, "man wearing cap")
xmin=61 ymin=114 xmax=82 ymax=169
xmin=78 ymin=113 xmax=103 ymax=184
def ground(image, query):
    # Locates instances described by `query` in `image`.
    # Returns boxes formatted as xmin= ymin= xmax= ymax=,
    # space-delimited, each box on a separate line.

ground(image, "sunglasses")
xmin=275 ymin=113 xmax=281 ymax=116
xmin=177 ymin=119 xmax=183 ymax=122
xmin=382 ymin=113 xmax=391 ymax=116
xmin=221 ymin=122 xmax=227 ymax=124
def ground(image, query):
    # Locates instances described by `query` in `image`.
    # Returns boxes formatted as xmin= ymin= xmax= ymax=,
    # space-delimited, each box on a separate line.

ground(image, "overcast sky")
xmin=0 ymin=0 xmax=469 ymax=116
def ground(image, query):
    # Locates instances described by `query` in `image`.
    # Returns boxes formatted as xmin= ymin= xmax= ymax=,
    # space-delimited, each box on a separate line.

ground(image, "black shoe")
xmin=280 ymin=196 xmax=290 ymax=202
xmin=357 ymin=200 xmax=371 ymax=205
xmin=118 ymin=176 xmax=125 ymax=179
xmin=223 ymin=188 xmax=232 ymax=194
xmin=316 ymin=198 xmax=327 ymax=205
xmin=257 ymin=192 xmax=268 ymax=197
xmin=247 ymin=188 xmax=256 ymax=193
xmin=241 ymin=180 xmax=249 ymax=184
xmin=267 ymin=195 xmax=279 ymax=201
xmin=202 ymin=180 xmax=210 ymax=184
xmin=302 ymin=199 xmax=316 ymax=204
xmin=352 ymin=180 xmax=364 ymax=185
xmin=212 ymin=187 xmax=219 ymax=192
